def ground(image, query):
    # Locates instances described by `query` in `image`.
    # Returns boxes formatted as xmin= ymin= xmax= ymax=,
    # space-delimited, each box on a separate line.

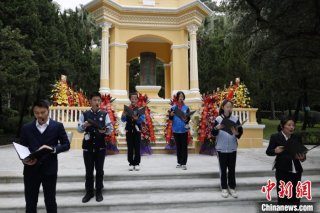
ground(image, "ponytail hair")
xmin=277 ymin=115 xmax=295 ymax=132
xmin=219 ymin=99 xmax=233 ymax=115
xmin=176 ymin=91 xmax=185 ymax=101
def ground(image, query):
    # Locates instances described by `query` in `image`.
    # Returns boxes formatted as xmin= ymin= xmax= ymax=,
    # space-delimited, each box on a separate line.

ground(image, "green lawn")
xmin=261 ymin=119 xmax=320 ymax=140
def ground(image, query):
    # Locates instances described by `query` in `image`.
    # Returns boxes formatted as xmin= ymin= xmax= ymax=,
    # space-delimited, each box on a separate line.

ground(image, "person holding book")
xmin=78 ymin=92 xmax=113 ymax=203
xmin=266 ymin=116 xmax=306 ymax=209
xmin=211 ymin=99 xmax=243 ymax=198
xmin=169 ymin=91 xmax=191 ymax=170
xmin=20 ymin=100 xmax=70 ymax=213
xmin=121 ymin=92 xmax=145 ymax=171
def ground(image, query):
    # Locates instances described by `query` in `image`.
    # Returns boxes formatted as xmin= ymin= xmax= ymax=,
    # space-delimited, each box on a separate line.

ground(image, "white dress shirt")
xmin=36 ymin=119 xmax=50 ymax=134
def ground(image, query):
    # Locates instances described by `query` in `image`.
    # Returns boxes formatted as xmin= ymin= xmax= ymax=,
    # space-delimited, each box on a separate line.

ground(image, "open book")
xmin=285 ymin=139 xmax=320 ymax=157
xmin=124 ymin=105 xmax=145 ymax=117
xmin=13 ymin=142 xmax=52 ymax=162
xmin=220 ymin=118 xmax=247 ymax=135
xmin=173 ymin=108 xmax=196 ymax=122
xmin=87 ymin=118 xmax=106 ymax=130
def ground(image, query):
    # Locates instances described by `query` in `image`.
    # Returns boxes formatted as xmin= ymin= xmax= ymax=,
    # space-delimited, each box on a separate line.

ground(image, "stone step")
xmin=117 ymin=141 xmax=167 ymax=146
xmin=116 ymin=146 xmax=196 ymax=155
xmin=116 ymin=141 xmax=194 ymax=148
xmin=117 ymin=131 xmax=166 ymax=137
xmin=0 ymin=188 xmax=319 ymax=212
xmin=1 ymin=168 xmax=319 ymax=184
xmin=0 ymin=175 xmax=319 ymax=198
xmin=116 ymin=137 xmax=166 ymax=144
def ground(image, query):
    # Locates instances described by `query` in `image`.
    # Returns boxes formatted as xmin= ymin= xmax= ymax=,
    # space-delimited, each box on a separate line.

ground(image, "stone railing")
xmin=49 ymin=106 xmax=263 ymax=149
xmin=232 ymin=108 xmax=258 ymax=125
xmin=49 ymin=106 xmax=259 ymax=126
xmin=49 ymin=106 xmax=90 ymax=128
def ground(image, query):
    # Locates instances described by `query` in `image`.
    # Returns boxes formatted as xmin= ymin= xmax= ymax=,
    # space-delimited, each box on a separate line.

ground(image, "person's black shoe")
xmin=82 ymin=192 xmax=94 ymax=203
xmin=96 ymin=191 xmax=103 ymax=202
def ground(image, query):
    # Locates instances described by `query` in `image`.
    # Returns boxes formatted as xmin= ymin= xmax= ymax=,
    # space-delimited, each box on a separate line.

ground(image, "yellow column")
xmin=127 ymin=63 xmax=130 ymax=92
xmin=99 ymin=22 xmax=112 ymax=94
xmin=109 ymin=42 xmax=128 ymax=99
xmin=171 ymin=44 xmax=189 ymax=96
xmin=164 ymin=63 xmax=171 ymax=99
xmin=187 ymin=24 xmax=201 ymax=98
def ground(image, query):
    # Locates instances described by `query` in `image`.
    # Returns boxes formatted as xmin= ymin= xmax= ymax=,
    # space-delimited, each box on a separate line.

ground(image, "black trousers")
xmin=174 ymin=133 xmax=188 ymax=165
xmin=126 ymin=131 xmax=141 ymax=166
xmin=276 ymin=170 xmax=301 ymax=212
xmin=83 ymin=149 xmax=105 ymax=193
xmin=24 ymin=167 xmax=57 ymax=213
xmin=217 ymin=151 xmax=237 ymax=190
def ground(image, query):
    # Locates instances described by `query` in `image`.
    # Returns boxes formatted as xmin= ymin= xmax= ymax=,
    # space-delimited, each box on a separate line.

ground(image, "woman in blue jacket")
xmin=169 ymin=91 xmax=190 ymax=170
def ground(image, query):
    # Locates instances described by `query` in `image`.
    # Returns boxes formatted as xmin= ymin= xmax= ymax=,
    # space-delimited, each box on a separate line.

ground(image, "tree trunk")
xmin=7 ymin=92 xmax=11 ymax=109
xmin=302 ymin=78 xmax=309 ymax=130
xmin=0 ymin=92 xmax=2 ymax=114
xmin=293 ymin=96 xmax=302 ymax=123
xmin=16 ymin=91 xmax=29 ymax=138
xmin=288 ymin=103 xmax=292 ymax=116
xmin=270 ymin=99 xmax=276 ymax=120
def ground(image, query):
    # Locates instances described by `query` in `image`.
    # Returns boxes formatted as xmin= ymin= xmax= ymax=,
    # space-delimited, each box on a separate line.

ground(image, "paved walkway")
xmin=0 ymin=142 xmax=319 ymax=213
xmin=1 ymin=142 xmax=320 ymax=177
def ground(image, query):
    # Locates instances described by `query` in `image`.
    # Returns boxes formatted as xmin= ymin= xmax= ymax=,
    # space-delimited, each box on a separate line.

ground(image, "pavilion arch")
xmin=85 ymin=0 xmax=210 ymax=100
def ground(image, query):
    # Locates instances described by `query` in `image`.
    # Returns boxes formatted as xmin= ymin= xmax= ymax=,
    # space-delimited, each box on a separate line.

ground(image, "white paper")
xmin=13 ymin=142 xmax=30 ymax=160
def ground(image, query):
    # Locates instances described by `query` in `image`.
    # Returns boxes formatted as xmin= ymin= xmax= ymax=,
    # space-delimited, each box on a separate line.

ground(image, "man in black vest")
xmin=77 ymin=92 xmax=113 ymax=203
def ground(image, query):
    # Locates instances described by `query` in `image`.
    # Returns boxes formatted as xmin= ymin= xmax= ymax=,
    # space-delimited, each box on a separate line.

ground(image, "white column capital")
xmin=100 ymin=22 xmax=112 ymax=31
xmin=171 ymin=44 xmax=189 ymax=50
xmin=99 ymin=87 xmax=111 ymax=95
xmin=186 ymin=24 xmax=199 ymax=35
xmin=110 ymin=42 xmax=128 ymax=48
xmin=163 ymin=63 xmax=171 ymax=68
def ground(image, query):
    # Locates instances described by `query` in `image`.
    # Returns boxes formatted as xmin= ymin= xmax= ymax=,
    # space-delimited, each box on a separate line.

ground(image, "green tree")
xmin=0 ymin=26 xmax=39 ymax=109
xmin=227 ymin=0 xmax=320 ymax=127
xmin=198 ymin=2 xmax=250 ymax=94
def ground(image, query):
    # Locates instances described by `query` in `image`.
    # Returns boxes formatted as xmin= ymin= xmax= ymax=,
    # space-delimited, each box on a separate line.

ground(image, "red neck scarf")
xmin=176 ymin=101 xmax=184 ymax=109
xmin=130 ymin=104 xmax=137 ymax=109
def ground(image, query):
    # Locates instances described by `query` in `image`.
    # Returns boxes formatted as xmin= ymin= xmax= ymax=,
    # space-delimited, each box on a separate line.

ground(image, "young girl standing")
xmin=169 ymin=91 xmax=190 ymax=170
xmin=211 ymin=100 xmax=243 ymax=198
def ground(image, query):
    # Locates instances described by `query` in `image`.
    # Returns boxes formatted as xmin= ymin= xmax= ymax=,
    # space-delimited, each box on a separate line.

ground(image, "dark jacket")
xmin=20 ymin=119 xmax=70 ymax=175
xmin=80 ymin=110 xmax=110 ymax=151
xmin=266 ymin=132 xmax=303 ymax=173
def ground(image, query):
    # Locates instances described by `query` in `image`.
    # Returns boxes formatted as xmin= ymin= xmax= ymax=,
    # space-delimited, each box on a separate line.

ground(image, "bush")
xmin=257 ymin=110 xmax=284 ymax=119
xmin=2 ymin=116 xmax=34 ymax=134
xmin=3 ymin=108 xmax=19 ymax=117
xmin=295 ymin=131 xmax=320 ymax=145
xmin=0 ymin=108 xmax=20 ymax=130
xmin=283 ymin=110 xmax=320 ymax=127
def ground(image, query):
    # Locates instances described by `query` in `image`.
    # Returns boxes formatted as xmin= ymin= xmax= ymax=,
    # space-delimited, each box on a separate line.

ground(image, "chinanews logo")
xmin=258 ymin=179 xmax=316 ymax=212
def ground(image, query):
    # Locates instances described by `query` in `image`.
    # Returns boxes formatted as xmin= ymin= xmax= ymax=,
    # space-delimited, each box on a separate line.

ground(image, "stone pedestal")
xmin=136 ymin=85 xmax=161 ymax=99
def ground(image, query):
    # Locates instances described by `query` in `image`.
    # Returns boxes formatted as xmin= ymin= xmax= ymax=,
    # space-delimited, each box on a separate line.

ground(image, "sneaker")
xmin=181 ymin=165 xmax=187 ymax=170
xmin=221 ymin=189 xmax=229 ymax=198
xmin=134 ymin=165 xmax=140 ymax=171
xmin=176 ymin=164 xmax=182 ymax=168
xmin=129 ymin=165 xmax=134 ymax=171
xmin=229 ymin=189 xmax=238 ymax=198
